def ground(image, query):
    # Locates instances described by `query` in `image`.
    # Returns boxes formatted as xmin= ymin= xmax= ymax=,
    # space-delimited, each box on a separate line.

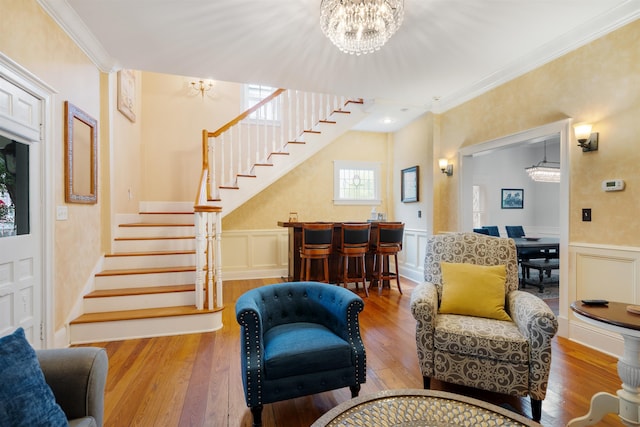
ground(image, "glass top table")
xmin=311 ymin=389 xmax=539 ymax=427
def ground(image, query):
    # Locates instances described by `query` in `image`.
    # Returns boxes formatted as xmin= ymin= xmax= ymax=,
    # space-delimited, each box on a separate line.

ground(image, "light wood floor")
xmin=78 ymin=277 xmax=622 ymax=426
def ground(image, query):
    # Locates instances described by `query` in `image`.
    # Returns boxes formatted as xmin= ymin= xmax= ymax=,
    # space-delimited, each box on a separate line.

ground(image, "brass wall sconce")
xmin=439 ymin=158 xmax=453 ymax=176
xmin=190 ymin=80 xmax=213 ymax=98
xmin=574 ymin=123 xmax=599 ymax=152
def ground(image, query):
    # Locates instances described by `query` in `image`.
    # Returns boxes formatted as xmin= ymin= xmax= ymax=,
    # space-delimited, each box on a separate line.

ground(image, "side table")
xmin=569 ymin=301 xmax=640 ymax=426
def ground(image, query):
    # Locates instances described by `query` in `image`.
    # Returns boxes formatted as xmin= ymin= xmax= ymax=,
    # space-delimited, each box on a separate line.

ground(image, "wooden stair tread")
xmin=105 ymin=250 xmax=195 ymax=257
xmin=114 ymin=236 xmax=195 ymax=241
xmin=71 ymin=305 xmax=223 ymax=324
xmin=86 ymin=284 xmax=194 ymax=298
xmin=96 ymin=265 xmax=195 ymax=277
xmin=120 ymin=222 xmax=194 ymax=227
xmin=139 ymin=211 xmax=193 ymax=215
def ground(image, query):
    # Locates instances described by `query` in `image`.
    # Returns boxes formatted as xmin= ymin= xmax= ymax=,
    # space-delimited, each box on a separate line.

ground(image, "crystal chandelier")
xmin=525 ymin=141 xmax=560 ymax=183
xmin=320 ymin=0 xmax=404 ymax=55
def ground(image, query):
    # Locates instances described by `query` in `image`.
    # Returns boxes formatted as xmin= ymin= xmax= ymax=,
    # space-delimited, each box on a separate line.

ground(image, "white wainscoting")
xmin=221 ymin=229 xmax=289 ymax=280
xmin=568 ymin=242 xmax=640 ymax=358
xmin=398 ymin=228 xmax=429 ymax=283
xmin=221 ymin=227 xmax=429 ymax=284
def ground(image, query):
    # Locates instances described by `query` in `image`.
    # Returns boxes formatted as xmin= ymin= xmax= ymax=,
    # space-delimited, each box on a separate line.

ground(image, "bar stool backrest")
xmin=302 ymin=223 xmax=333 ymax=253
xmin=341 ymin=223 xmax=371 ymax=251
xmin=375 ymin=223 xmax=404 ymax=250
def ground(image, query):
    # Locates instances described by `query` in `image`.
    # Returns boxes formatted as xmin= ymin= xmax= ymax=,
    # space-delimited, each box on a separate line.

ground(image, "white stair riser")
xmin=69 ymin=311 xmax=222 ymax=344
xmin=112 ymin=238 xmax=196 ymax=253
xmin=84 ymin=291 xmax=196 ymax=313
xmin=117 ymin=225 xmax=194 ymax=239
xmin=103 ymin=253 xmax=195 ymax=270
xmin=138 ymin=213 xmax=194 ymax=224
xmin=95 ymin=270 xmax=195 ymax=290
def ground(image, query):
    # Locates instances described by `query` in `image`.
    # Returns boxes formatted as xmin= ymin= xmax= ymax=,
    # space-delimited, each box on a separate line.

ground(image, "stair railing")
xmin=193 ymin=141 xmax=222 ymax=311
xmin=206 ymin=89 xmax=350 ymax=199
xmin=193 ymin=89 xmax=355 ymax=311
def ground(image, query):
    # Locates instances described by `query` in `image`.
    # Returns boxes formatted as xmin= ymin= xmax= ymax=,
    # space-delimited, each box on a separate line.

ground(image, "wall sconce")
xmin=574 ymin=123 xmax=599 ymax=152
xmin=439 ymin=158 xmax=453 ymax=176
xmin=190 ymin=80 xmax=213 ymax=98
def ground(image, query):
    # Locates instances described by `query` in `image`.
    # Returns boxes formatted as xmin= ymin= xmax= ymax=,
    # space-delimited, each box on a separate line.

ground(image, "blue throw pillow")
xmin=0 ymin=327 xmax=68 ymax=427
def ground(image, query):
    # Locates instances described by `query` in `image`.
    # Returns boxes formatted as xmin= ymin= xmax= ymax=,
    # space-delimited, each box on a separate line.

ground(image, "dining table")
xmin=511 ymin=237 xmax=560 ymax=290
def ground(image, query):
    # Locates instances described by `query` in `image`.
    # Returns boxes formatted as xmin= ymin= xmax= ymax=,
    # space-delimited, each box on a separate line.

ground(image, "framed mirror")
xmin=64 ymin=101 xmax=97 ymax=204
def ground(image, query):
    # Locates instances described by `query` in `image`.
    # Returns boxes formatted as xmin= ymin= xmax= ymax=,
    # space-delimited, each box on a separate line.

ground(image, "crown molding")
xmin=37 ymin=0 xmax=118 ymax=73
xmin=436 ymin=1 xmax=640 ymax=113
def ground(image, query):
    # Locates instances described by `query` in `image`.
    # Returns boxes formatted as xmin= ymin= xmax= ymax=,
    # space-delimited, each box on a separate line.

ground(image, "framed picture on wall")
xmin=401 ymin=166 xmax=419 ymax=203
xmin=501 ymin=188 xmax=523 ymax=209
xmin=117 ymin=69 xmax=136 ymax=122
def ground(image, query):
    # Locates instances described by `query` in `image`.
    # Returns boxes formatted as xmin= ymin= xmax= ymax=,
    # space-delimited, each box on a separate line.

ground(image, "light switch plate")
xmin=56 ymin=206 xmax=68 ymax=221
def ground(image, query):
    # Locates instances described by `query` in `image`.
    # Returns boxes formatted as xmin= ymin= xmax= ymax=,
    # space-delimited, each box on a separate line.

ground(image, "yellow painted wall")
xmin=437 ymin=19 xmax=640 ymax=244
xmin=1 ymin=0 xmax=103 ymax=330
xmin=391 ymin=113 xmax=434 ymax=232
xmin=140 ymin=71 xmax=243 ymax=202
xmin=222 ymin=131 xmax=391 ymax=230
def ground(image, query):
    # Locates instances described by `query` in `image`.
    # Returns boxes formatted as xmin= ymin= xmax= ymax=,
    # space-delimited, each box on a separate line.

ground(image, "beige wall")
xmin=437 ymin=19 xmax=640 ymax=244
xmin=140 ymin=71 xmax=244 ymax=202
xmin=222 ymin=130 xmax=391 ymax=230
xmin=1 ymin=0 xmax=103 ymax=329
xmin=392 ymin=113 xmax=434 ymax=232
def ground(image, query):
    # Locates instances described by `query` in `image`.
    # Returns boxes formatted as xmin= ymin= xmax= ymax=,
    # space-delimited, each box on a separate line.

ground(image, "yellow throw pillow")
xmin=439 ymin=262 xmax=511 ymax=321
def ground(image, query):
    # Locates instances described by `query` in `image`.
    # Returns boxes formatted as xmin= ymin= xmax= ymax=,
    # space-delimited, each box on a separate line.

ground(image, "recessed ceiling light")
xmin=381 ymin=117 xmax=396 ymax=124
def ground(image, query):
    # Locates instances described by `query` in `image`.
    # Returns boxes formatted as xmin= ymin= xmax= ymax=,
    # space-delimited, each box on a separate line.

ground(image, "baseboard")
xmin=569 ymin=318 xmax=623 ymax=359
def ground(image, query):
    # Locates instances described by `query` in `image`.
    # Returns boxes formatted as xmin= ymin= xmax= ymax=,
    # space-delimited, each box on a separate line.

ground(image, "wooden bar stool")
xmin=299 ymin=223 xmax=334 ymax=283
xmin=337 ymin=223 xmax=371 ymax=297
xmin=370 ymin=222 xmax=404 ymax=295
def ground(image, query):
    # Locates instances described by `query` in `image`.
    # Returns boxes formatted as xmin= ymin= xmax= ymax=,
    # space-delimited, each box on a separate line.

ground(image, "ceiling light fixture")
xmin=525 ymin=141 xmax=560 ymax=183
xmin=320 ymin=0 xmax=404 ymax=56
xmin=190 ymin=80 xmax=213 ymax=99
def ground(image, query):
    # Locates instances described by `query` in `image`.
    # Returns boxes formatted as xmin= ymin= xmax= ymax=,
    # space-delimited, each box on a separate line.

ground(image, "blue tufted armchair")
xmin=235 ymin=281 xmax=366 ymax=427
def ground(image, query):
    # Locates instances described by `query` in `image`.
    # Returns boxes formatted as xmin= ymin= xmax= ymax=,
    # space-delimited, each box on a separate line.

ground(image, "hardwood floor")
xmin=78 ymin=277 xmax=622 ymax=426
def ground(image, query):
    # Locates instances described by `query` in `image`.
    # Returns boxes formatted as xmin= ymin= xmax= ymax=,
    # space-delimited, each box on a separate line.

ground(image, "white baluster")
xmin=214 ymin=211 xmax=223 ymax=308
xmin=206 ymin=211 xmax=214 ymax=309
xmin=194 ymin=211 xmax=206 ymax=310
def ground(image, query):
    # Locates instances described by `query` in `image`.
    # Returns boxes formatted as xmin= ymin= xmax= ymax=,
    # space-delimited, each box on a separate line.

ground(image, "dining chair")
xmin=300 ymin=223 xmax=334 ymax=283
xmin=481 ymin=226 xmax=500 ymax=237
xmin=337 ymin=223 xmax=371 ymax=297
xmin=473 ymin=228 xmax=490 ymax=235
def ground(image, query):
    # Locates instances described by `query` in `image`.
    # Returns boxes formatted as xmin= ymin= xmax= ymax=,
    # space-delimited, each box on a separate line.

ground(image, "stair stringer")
xmin=215 ymin=102 xmax=369 ymax=218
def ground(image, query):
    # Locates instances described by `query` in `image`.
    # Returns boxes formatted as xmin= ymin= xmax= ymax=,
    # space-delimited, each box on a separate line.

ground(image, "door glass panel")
xmin=0 ymin=136 xmax=29 ymax=236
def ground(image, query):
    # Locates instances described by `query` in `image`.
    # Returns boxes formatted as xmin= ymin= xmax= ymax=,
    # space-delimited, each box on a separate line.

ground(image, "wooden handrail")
xmin=209 ymin=88 xmax=286 ymax=137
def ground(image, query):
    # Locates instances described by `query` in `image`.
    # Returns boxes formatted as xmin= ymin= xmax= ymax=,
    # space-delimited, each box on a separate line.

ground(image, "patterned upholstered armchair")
xmin=410 ymin=233 xmax=557 ymax=421
xmin=236 ymin=281 xmax=366 ymax=427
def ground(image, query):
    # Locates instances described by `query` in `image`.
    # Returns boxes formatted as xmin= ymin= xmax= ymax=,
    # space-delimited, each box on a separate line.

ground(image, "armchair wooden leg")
xmin=251 ymin=405 xmax=263 ymax=427
xmin=349 ymin=384 xmax=361 ymax=398
xmin=423 ymin=376 xmax=431 ymax=389
xmin=531 ymin=398 xmax=542 ymax=422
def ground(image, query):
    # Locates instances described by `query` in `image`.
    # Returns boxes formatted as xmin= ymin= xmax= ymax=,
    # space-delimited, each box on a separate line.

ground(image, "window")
xmin=242 ymin=84 xmax=280 ymax=122
xmin=333 ymin=160 xmax=381 ymax=205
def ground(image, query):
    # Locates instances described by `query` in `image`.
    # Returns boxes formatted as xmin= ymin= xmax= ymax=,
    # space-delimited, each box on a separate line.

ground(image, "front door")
xmin=0 ymin=76 xmax=43 ymax=348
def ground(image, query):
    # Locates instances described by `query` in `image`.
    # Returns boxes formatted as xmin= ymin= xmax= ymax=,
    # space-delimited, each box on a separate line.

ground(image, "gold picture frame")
xmin=117 ymin=69 xmax=136 ymax=122
xmin=64 ymin=101 xmax=98 ymax=204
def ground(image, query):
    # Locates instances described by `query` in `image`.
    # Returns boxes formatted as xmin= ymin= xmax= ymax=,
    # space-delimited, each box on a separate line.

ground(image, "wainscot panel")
xmin=568 ymin=242 xmax=640 ymax=358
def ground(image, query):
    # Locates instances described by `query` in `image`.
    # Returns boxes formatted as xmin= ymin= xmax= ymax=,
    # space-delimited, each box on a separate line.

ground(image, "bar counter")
xmin=277 ymin=221 xmax=391 ymax=284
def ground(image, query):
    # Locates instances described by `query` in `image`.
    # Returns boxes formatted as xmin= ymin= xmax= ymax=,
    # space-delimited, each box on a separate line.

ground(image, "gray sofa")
xmin=36 ymin=347 xmax=108 ymax=427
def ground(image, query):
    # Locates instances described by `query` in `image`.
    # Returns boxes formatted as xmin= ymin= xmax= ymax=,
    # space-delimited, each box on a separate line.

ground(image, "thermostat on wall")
xmin=602 ymin=179 xmax=625 ymax=192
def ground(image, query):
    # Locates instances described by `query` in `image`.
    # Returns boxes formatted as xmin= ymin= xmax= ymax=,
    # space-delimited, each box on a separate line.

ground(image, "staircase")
xmin=69 ymin=211 xmax=222 ymax=344
xmin=69 ymin=90 xmax=368 ymax=343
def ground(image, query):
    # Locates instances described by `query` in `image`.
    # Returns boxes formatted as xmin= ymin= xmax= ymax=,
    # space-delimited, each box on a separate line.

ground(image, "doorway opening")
xmin=458 ymin=120 xmax=570 ymax=327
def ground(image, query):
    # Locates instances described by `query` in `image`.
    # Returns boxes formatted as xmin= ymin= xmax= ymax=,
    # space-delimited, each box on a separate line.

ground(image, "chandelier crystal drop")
xmin=320 ymin=0 xmax=404 ymax=56
xmin=525 ymin=141 xmax=560 ymax=183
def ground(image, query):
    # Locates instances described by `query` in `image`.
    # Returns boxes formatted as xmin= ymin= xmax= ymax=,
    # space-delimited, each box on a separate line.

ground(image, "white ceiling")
xmin=39 ymin=0 xmax=640 ymax=132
